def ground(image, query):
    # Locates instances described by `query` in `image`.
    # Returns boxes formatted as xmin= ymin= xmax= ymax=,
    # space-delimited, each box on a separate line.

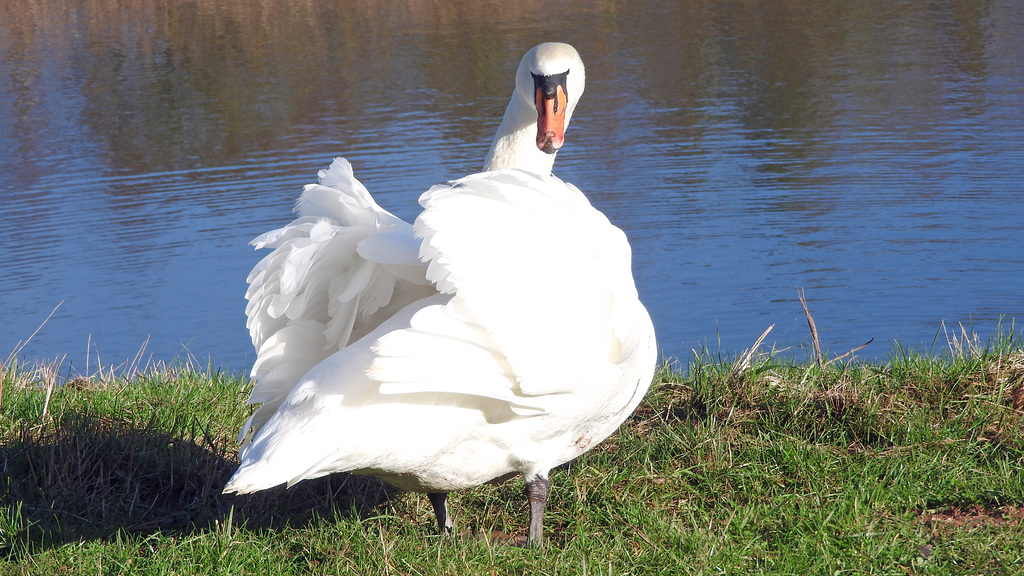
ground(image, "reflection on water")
xmin=2 ymin=0 xmax=1022 ymax=370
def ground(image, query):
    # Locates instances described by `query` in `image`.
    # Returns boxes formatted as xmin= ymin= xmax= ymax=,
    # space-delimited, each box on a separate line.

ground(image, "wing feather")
xmin=415 ymin=170 xmax=643 ymax=397
xmin=363 ymin=170 xmax=646 ymax=412
xmin=240 ymin=158 xmax=434 ymax=450
xmin=369 ymin=302 xmax=546 ymax=415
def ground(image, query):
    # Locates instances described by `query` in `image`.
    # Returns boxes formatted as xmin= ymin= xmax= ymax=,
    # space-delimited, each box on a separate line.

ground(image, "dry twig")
xmin=797 ymin=288 xmax=872 ymax=367
xmin=797 ymin=288 xmax=824 ymax=367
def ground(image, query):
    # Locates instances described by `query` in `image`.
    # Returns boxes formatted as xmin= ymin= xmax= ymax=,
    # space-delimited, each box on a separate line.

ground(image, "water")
xmin=2 ymin=0 xmax=1022 ymax=373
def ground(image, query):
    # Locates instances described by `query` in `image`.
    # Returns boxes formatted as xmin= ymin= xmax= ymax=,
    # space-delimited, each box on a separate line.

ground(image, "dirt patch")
xmin=919 ymin=504 xmax=1024 ymax=530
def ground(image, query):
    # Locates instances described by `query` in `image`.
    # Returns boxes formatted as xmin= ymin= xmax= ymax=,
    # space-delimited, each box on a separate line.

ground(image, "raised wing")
xmin=240 ymin=158 xmax=434 ymax=451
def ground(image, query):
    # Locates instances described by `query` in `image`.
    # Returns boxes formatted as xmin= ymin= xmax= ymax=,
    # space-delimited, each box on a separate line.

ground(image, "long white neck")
xmin=483 ymin=95 xmax=557 ymax=174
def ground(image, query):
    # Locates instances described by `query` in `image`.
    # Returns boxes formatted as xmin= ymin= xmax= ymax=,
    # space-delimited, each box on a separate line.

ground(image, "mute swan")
xmin=224 ymin=42 xmax=657 ymax=547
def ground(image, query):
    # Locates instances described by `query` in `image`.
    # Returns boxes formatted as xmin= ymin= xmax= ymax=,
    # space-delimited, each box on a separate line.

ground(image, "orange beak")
xmin=535 ymin=84 xmax=568 ymax=154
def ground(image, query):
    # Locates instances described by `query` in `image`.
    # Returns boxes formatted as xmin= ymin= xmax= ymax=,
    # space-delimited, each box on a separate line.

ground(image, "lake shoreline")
xmin=3 ymin=335 xmax=1023 ymax=571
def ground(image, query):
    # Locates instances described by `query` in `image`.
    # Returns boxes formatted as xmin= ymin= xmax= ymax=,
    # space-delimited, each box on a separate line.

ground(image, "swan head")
xmin=518 ymin=43 xmax=586 ymax=156
xmin=484 ymin=43 xmax=586 ymax=174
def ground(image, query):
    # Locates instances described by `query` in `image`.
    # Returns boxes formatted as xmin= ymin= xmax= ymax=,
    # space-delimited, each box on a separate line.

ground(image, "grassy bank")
xmin=2 ymin=334 xmax=1024 ymax=574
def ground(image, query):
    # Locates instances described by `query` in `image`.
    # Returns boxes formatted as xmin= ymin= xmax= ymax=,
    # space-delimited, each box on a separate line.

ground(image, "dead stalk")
xmin=4 ymin=301 xmax=64 ymax=416
xmin=41 ymin=378 xmax=54 ymax=422
xmin=943 ymin=321 xmax=982 ymax=359
xmin=731 ymin=324 xmax=775 ymax=379
xmin=797 ymin=288 xmax=824 ymax=367
xmin=797 ymin=287 xmax=872 ymax=367
xmin=126 ymin=336 xmax=151 ymax=381
xmin=824 ymin=338 xmax=874 ymax=367
xmin=10 ymin=301 xmax=64 ymax=360
xmin=39 ymin=356 xmax=65 ymax=425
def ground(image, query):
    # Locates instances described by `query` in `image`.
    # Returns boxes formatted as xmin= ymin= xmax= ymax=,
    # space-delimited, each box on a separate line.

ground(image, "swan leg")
xmin=428 ymin=492 xmax=454 ymax=535
xmin=525 ymin=475 xmax=552 ymax=547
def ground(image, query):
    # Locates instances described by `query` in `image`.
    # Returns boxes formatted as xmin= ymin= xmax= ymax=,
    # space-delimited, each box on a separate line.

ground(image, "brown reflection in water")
xmin=0 ymin=0 xmax=610 ymax=177
xmin=0 ymin=0 xmax=1014 ymax=184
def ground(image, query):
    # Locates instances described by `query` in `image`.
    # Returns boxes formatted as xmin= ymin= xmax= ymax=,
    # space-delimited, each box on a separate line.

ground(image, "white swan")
xmin=224 ymin=43 xmax=657 ymax=547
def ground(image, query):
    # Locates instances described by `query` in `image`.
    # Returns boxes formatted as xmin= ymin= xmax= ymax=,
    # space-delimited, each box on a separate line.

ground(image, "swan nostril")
xmin=538 ymin=133 xmax=560 ymax=154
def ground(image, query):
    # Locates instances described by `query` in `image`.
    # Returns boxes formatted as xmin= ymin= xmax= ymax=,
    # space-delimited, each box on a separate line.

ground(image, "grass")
xmin=2 ymin=326 xmax=1024 ymax=574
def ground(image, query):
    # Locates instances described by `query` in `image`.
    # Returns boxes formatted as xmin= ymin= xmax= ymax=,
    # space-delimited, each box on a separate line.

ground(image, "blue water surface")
xmin=1 ymin=0 xmax=1022 ymax=373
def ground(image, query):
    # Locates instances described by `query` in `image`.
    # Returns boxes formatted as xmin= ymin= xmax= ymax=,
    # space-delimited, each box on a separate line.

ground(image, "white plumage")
xmin=224 ymin=43 xmax=657 ymax=547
